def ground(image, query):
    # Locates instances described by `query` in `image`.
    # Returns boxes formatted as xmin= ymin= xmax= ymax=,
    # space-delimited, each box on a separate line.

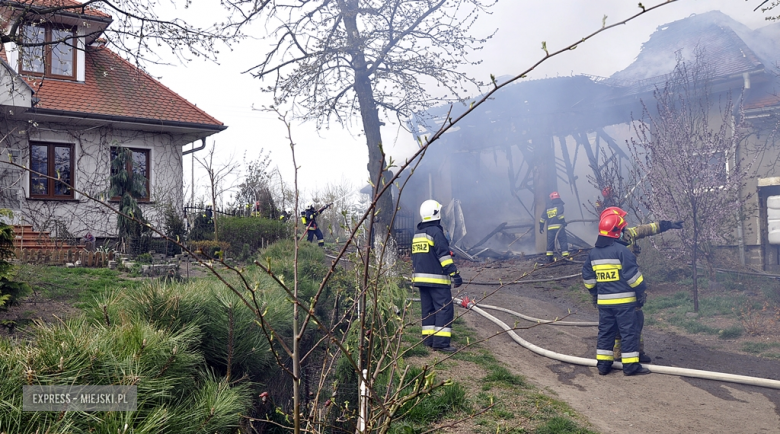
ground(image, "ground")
xmin=449 ymin=254 xmax=780 ymax=433
xmin=4 ymin=254 xmax=780 ymax=433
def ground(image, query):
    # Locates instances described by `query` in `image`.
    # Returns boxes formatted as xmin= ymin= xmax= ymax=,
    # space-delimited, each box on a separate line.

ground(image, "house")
xmin=405 ymin=11 xmax=780 ymax=270
xmin=0 ymin=0 xmax=226 ymax=244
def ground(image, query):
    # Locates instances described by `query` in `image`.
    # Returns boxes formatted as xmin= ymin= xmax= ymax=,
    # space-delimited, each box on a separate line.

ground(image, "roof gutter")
xmin=24 ymin=107 xmax=227 ymax=132
xmin=182 ymin=138 xmax=207 ymax=156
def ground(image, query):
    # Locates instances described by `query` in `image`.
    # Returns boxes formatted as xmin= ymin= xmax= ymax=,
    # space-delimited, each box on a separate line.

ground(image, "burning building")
xmin=400 ymin=11 xmax=780 ymax=271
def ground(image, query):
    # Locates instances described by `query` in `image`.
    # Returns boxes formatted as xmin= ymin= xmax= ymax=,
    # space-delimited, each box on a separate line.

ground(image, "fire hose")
xmin=453 ymin=296 xmax=780 ymax=390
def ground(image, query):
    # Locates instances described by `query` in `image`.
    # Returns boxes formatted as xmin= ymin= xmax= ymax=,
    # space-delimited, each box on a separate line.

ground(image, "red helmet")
xmin=599 ymin=206 xmax=627 ymax=221
xmin=599 ymin=213 xmax=628 ymax=238
xmin=601 ymin=186 xmax=612 ymax=197
xmin=549 ymin=191 xmax=560 ymax=200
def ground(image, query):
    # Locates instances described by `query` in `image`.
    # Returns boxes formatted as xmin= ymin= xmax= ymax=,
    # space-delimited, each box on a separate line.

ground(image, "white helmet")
xmin=306 ymin=202 xmax=314 ymax=209
xmin=420 ymin=199 xmax=442 ymax=222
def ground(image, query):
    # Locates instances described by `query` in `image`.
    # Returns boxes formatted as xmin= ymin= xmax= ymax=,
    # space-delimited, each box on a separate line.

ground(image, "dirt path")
xmin=456 ymin=260 xmax=780 ymax=433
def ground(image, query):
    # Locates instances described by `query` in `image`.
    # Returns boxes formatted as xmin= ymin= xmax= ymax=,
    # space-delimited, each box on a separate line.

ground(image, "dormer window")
xmin=19 ymin=24 xmax=77 ymax=80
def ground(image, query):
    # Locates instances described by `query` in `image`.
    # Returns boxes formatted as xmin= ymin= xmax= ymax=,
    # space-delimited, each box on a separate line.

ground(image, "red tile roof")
xmin=5 ymin=0 xmax=111 ymax=19
xmin=21 ymin=46 xmax=224 ymax=127
xmin=744 ymin=80 xmax=780 ymax=111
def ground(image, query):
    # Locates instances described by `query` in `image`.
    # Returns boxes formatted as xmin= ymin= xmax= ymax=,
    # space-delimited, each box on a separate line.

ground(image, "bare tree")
xmin=1 ymin=3 xmax=681 ymax=433
xmin=194 ymin=141 xmax=240 ymax=238
xmin=238 ymin=0 xmax=496 ymax=234
xmin=0 ymin=0 xmax=253 ymax=68
xmin=628 ymin=52 xmax=756 ymax=312
xmin=234 ymin=150 xmax=276 ymax=217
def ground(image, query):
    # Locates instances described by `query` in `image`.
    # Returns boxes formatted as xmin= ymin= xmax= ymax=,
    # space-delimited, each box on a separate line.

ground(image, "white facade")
xmin=1 ymin=115 xmax=186 ymax=238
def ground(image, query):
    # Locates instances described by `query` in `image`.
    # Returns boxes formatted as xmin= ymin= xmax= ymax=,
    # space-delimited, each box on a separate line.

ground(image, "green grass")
xmin=483 ymin=365 xmax=529 ymax=388
xmin=644 ymin=291 xmax=750 ymax=336
xmin=397 ymin=377 xmax=469 ymax=425
xmin=536 ymin=416 xmax=596 ymax=434
xmin=16 ymin=264 xmax=142 ymax=305
xmin=741 ymin=341 xmax=780 ymax=354
xmin=718 ymin=325 xmax=743 ymax=339
xmin=397 ymin=307 xmax=592 ymax=434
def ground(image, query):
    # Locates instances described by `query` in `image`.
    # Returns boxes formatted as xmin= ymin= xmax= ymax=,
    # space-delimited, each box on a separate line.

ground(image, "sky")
xmin=145 ymin=0 xmax=772 ymax=207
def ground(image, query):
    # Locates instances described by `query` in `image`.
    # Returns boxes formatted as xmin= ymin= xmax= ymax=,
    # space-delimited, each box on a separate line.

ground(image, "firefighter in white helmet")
xmin=411 ymin=199 xmax=462 ymax=352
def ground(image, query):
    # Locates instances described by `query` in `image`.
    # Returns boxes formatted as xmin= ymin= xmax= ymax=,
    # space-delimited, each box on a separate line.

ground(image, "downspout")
xmin=735 ymin=74 xmax=748 ymax=266
xmin=182 ymin=138 xmax=207 ymax=156
xmin=183 ymin=138 xmax=207 ymax=208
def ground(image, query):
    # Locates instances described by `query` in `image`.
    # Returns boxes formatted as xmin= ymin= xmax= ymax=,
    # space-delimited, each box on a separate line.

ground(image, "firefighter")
xmin=583 ymin=211 xmax=650 ymax=376
xmin=279 ymin=208 xmax=292 ymax=222
xmin=411 ymin=199 xmax=463 ymax=353
xmin=595 ymin=186 xmax=615 ymax=214
xmin=539 ymin=191 xmax=570 ymax=263
xmin=301 ymin=202 xmax=331 ymax=247
xmin=204 ymin=205 xmax=213 ymax=225
xmin=600 ymin=206 xmax=683 ymax=363
xmin=600 ymin=206 xmax=683 ymax=255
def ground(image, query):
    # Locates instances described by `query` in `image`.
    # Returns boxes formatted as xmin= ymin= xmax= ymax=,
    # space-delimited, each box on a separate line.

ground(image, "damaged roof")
xmin=606 ymin=11 xmax=765 ymax=95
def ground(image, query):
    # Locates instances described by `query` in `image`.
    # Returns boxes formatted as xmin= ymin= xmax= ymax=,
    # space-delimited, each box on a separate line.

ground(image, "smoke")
xmin=395 ymin=9 xmax=776 ymax=256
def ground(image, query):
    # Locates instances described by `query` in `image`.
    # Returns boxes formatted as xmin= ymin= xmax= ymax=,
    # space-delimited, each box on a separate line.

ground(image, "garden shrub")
xmin=0 ymin=213 xmax=30 ymax=309
xmin=218 ymin=216 xmax=289 ymax=257
xmin=0 ymin=318 xmax=252 ymax=433
xmin=189 ymin=240 xmax=231 ymax=259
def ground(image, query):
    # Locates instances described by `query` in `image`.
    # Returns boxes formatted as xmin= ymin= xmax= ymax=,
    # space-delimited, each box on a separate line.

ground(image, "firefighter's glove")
xmin=591 ymin=293 xmax=598 ymax=308
xmin=660 ymin=220 xmax=684 ymax=232
xmin=539 ymin=222 xmax=544 ymax=234
xmin=451 ymin=273 xmax=463 ymax=288
xmin=637 ymin=292 xmax=647 ymax=308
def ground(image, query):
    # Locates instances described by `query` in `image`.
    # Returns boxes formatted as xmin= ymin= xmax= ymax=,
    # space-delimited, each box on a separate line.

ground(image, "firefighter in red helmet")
xmin=539 ymin=191 xmax=570 ymax=263
xmin=582 ymin=210 xmax=650 ymax=376
xmin=599 ymin=206 xmax=682 ymax=363
xmin=600 ymin=206 xmax=683 ymax=256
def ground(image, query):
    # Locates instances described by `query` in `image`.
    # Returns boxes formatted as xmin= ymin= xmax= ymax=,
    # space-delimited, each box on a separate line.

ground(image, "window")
xmin=110 ymin=147 xmax=150 ymax=201
xmin=19 ymin=24 xmax=76 ymax=79
xmin=30 ymin=143 xmax=74 ymax=199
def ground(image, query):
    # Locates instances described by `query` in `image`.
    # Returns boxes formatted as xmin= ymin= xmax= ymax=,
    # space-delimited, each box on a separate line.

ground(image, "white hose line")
xmin=455 ymin=298 xmax=780 ymax=390
xmin=476 ymin=304 xmax=599 ymax=326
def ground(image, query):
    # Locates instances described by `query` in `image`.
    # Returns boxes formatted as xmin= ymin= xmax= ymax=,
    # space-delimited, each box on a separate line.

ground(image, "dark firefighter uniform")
xmin=302 ymin=204 xmax=329 ymax=247
xmin=411 ymin=220 xmax=459 ymax=349
xmin=583 ymin=239 xmax=647 ymax=375
xmin=613 ymin=220 xmax=681 ymax=360
xmin=539 ymin=198 xmax=569 ymax=260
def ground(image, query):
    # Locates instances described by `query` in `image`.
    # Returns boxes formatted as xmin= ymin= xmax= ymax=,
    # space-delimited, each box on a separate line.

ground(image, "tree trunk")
xmin=692 ymin=203 xmax=699 ymax=312
xmin=341 ymin=1 xmax=394 ymax=241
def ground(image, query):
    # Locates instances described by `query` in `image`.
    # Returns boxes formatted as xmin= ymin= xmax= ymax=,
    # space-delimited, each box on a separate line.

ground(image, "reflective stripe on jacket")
xmin=302 ymin=208 xmax=320 ymax=231
xmin=582 ymin=241 xmax=645 ymax=306
xmin=622 ymin=222 xmax=660 ymax=248
xmin=539 ymin=198 xmax=566 ymax=231
xmin=411 ymin=221 xmax=458 ymax=289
